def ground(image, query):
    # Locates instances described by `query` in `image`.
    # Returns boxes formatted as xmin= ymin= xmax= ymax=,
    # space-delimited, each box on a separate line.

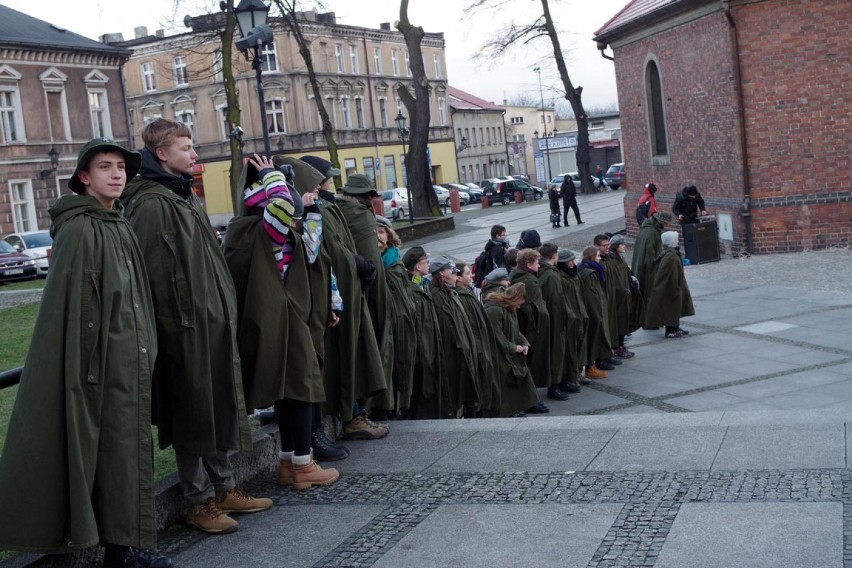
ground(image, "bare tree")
xmin=467 ymin=0 xmax=596 ymax=192
xmin=395 ymin=0 xmax=441 ymax=216
xmin=269 ymin=0 xmax=342 ymax=187
xmin=219 ymin=2 xmax=244 ymax=212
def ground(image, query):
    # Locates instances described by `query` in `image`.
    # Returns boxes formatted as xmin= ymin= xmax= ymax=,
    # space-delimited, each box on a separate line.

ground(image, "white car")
xmin=433 ymin=185 xmax=470 ymax=207
xmin=381 ymin=188 xmax=410 ymax=220
xmin=3 ymin=230 xmax=52 ymax=276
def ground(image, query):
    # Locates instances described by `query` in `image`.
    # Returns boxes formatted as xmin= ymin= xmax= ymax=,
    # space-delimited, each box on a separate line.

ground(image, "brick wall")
xmin=612 ymin=0 xmax=851 ymax=252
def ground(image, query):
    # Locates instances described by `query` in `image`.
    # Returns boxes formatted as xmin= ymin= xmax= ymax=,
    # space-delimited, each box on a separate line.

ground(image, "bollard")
xmin=481 ymin=195 xmax=490 ymax=209
xmin=514 ymin=190 xmax=523 ymax=204
xmin=449 ymin=188 xmax=461 ymax=213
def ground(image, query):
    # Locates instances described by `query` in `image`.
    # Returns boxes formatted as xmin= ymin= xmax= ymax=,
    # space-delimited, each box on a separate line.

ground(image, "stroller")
xmin=548 ymin=187 xmax=562 ymax=228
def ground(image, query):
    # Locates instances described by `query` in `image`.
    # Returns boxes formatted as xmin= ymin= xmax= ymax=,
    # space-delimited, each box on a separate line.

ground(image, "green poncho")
xmin=384 ymin=257 xmax=417 ymax=411
xmin=430 ymin=284 xmax=480 ymax=417
xmin=601 ymin=252 xmax=640 ymax=342
xmin=483 ymin=299 xmax=539 ymax=417
xmin=555 ymin=264 xmax=588 ymax=384
xmin=537 ymin=262 xmax=569 ymax=386
xmin=644 ymin=247 xmax=695 ymax=329
xmin=577 ymin=263 xmax=613 ymax=364
xmin=509 ymin=267 xmax=551 ymax=388
xmin=0 ymin=196 xmax=157 ymax=553
xmin=408 ymin=281 xmax=449 ymax=419
xmin=631 ymin=217 xmax=665 ymax=307
xmin=123 ymin=167 xmax=251 ymax=456
xmin=456 ymin=286 xmax=502 ymax=416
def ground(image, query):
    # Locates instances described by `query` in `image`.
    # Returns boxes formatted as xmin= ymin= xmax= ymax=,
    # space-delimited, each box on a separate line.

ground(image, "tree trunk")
xmin=274 ymin=2 xmax=343 ymax=189
xmin=220 ymin=0 xmax=244 ymax=213
xmin=540 ymin=0 xmax=594 ymax=193
xmin=396 ymin=0 xmax=441 ymax=217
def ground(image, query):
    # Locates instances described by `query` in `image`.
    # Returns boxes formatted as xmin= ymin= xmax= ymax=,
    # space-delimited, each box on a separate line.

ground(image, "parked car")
xmin=550 ymin=172 xmax=601 ymax=192
xmin=381 ymin=188 xmax=410 ymax=220
xmin=2 ymin=230 xmax=52 ymax=276
xmin=480 ymin=177 xmax=543 ymax=203
xmin=0 ymin=240 xmax=38 ymax=283
xmin=605 ymin=163 xmax=626 ymax=190
xmin=446 ymin=183 xmax=481 ymax=203
xmin=511 ymin=174 xmax=530 ymax=182
xmin=433 ymin=185 xmax=469 ymax=207
xmin=513 ymin=178 xmax=544 ymax=200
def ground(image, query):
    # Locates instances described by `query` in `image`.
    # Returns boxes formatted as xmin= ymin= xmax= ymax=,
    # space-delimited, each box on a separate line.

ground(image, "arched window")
xmin=645 ymin=59 xmax=668 ymax=157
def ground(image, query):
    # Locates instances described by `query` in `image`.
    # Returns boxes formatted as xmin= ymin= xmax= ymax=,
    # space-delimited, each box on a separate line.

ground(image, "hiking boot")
xmin=526 ymin=402 xmax=550 ymax=414
xmin=311 ymin=428 xmax=350 ymax=461
xmin=585 ymin=365 xmax=607 ymax=380
xmin=665 ymin=330 xmax=683 ymax=338
xmin=677 ymin=327 xmax=690 ymax=335
xmin=546 ymin=386 xmax=570 ymax=401
xmin=343 ymin=415 xmax=389 ymax=440
xmin=278 ymin=459 xmax=294 ymax=486
xmin=559 ymin=382 xmax=581 ymax=394
xmin=596 ymin=360 xmax=615 ymax=371
xmin=613 ymin=346 xmax=635 ymax=359
xmin=186 ymin=498 xmax=238 ymax=534
xmin=216 ymin=487 xmax=272 ymax=514
xmin=292 ymin=460 xmax=340 ymax=490
xmin=579 ymin=375 xmax=592 ymax=385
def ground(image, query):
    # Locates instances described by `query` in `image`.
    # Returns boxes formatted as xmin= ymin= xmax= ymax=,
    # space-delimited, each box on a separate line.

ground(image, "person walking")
xmin=645 ymin=231 xmax=695 ymax=337
xmin=560 ymin=175 xmax=584 ymax=226
xmin=0 ymin=139 xmax=172 ymax=567
xmin=122 ymin=119 xmax=270 ymax=535
xmin=548 ymin=185 xmax=562 ymax=228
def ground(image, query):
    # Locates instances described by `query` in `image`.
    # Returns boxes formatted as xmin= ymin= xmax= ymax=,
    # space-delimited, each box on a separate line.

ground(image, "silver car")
xmin=2 ymin=230 xmax=52 ymax=276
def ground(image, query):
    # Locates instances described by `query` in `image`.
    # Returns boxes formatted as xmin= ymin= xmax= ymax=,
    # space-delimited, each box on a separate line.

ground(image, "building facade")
xmin=120 ymin=11 xmax=457 ymax=225
xmin=448 ymin=86 xmax=509 ymax=184
xmin=0 ymin=5 xmax=132 ymax=236
xmin=595 ymin=0 xmax=851 ymax=253
xmin=501 ymin=103 xmax=555 ymax=187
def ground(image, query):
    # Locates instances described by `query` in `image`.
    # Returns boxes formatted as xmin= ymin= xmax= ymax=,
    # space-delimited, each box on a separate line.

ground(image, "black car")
xmin=482 ymin=178 xmax=544 ymax=205
xmin=0 ymin=240 xmax=38 ymax=283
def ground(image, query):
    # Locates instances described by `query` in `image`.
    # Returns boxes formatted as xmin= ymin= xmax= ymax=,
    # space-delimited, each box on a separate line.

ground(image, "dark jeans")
xmin=563 ymin=197 xmax=582 ymax=224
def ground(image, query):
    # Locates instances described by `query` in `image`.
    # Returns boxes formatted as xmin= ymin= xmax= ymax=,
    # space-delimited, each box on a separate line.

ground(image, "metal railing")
xmin=0 ymin=367 xmax=22 ymax=390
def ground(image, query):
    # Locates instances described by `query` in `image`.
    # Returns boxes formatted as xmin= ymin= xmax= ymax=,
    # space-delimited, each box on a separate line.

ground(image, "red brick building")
xmin=594 ymin=0 xmax=851 ymax=254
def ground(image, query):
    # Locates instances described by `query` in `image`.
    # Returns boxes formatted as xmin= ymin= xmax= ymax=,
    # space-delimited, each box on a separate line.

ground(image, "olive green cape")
xmin=644 ymin=247 xmax=695 ymax=329
xmin=602 ymin=252 xmax=640 ymax=341
xmin=223 ymin=211 xmax=324 ymax=408
xmin=538 ymin=262 xmax=570 ymax=386
xmin=456 ymin=286 xmax=502 ymax=416
xmin=577 ymin=265 xmax=613 ymax=364
xmin=555 ymin=266 xmax=588 ymax=384
xmin=509 ymin=268 xmax=551 ymax=388
xmin=430 ymin=285 xmax=480 ymax=416
xmin=0 ymin=196 xmax=157 ymax=553
xmin=631 ymin=217 xmax=665 ymax=307
xmin=483 ymin=300 xmax=539 ymax=417
xmin=384 ymin=259 xmax=417 ymax=411
xmin=122 ymin=178 xmax=251 ymax=455
xmin=407 ymin=282 xmax=449 ymax=419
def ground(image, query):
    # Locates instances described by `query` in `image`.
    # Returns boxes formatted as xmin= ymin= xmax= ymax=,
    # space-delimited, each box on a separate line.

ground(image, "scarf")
xmin=382 ymin=246 xmax=400 ymax=269
xmin=584 ymin=260 xmax=607 ymax=283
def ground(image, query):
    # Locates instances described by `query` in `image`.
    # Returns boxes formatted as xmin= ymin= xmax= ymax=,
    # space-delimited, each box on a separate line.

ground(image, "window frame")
xmin=644 ymin=56 xmax=670 ymax=162
xmin=335 ymin=44 xmax=345 ymax=73
xmin=141 ymin=61 xmax=156 ymax=92
xmin=87 ymin=87 xmax=113 ymax=139
xmin=8 ymin=179 xmax=36 ymax=232
xmin=261 ymin=43 xmax=278 ymax=73
xmin=349 ymin=45 xmax=359 ymax=74
xmin=173 ymin=55 xmax=188 ymax=86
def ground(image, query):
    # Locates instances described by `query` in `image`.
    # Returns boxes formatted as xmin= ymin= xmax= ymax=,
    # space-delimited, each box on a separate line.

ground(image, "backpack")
xmin=636 ymin=199 xmax=651 ymax=226
xmin=472 ymin=249 xmax=493 ymax=288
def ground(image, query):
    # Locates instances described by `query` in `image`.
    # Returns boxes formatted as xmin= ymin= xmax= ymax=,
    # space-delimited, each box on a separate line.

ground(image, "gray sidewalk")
xmin=156 ymin=252 xmax=852 ymax=567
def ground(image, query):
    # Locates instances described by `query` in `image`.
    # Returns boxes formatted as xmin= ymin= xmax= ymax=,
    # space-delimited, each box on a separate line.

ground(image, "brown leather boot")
xmin=585 ymin=364 xmax=607 ymax=380
xmin=277 ymin=459 xmax=294 ymax=486
xmin=185 ymin=497 xmax=238 ymax=534
xmin=216 ymin=487 xmax=272 ymax=514
xmin=292 ymin=459 xmax=340 ymax=490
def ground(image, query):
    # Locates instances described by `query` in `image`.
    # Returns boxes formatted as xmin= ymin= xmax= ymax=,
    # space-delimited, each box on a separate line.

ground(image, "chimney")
xmin=379 ymin=22 xmax=391 ymax=31
xmin=100 ymin=33 xmax=125 ymax=44
xmin=134 ymin=26 xmax=148 ymax=39
xmin=155 ymin=29 xmax=165 ymax=38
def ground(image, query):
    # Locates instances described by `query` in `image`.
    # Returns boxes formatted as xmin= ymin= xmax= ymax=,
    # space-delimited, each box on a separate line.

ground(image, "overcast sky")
xmin=4 ymin=0 xmax=625 ymax=111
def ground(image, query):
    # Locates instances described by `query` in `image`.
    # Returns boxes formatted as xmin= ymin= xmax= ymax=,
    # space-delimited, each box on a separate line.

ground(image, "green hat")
xmin=274 ymin=156 xmax=324 ymax=196
xmin=653 ymin=211 xmax=675 ymax=225
xmin=68 ymin=138 xmax=141 ymax=195
xmin=341 ymin=173 xmax=377 ymax=195
xmin=556 ymin=249 xmax=576 ymax=263
xmin=402 ymin=246 xmax=428 ymax=270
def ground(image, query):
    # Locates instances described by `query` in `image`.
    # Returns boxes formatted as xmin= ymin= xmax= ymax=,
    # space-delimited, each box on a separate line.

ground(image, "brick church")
xmin=594 ymin=0 xmax=850 ymax=254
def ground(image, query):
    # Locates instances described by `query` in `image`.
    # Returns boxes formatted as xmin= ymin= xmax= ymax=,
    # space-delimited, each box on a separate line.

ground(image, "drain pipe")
xmin=723 ymin=0 xmax=754 ymax=255
xmin=596 ymin=40 xmax=614 ymax=61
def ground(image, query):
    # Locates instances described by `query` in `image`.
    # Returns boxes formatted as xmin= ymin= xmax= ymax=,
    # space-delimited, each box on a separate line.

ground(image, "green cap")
xmin=68 ymin=138 xmax=142 ymax=194
xmin=653 ymin=211 xmax=675 ymax=224
xmin=341 ymin=173 xmax=377 ymax=195
xmin=557 ymin=249 xmax=576 ymax=263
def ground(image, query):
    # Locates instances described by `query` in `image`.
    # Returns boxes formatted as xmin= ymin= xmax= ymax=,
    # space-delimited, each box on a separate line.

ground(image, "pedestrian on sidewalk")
xmin=548 ymin=185 xmax=562 ymax=228
xmin=644 ymin=231 xmax=695 ymax=338
xmin=122 ymin=119 xmax=270 ymax=535
xmin=483 ymin=283 xmax=540 ymax=417
xmin=561 ymin=175 xmax=584 ymax=226
xmin=0 ymin=139 xmax=172 ymax=567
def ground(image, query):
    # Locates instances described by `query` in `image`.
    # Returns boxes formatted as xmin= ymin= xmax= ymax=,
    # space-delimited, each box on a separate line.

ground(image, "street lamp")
xmin=227 ymin=0 xmax=273 ymax=156
xmin=395 ymin=110 xmax=414 ymax=225
xmin=39 ymin=147 xmax=60 ymax=179
xmin=533 ymin=66 xmax=553 ymax=185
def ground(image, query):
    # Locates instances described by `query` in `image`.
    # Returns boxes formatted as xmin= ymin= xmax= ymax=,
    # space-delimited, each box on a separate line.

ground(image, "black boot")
xmin=546 ymin=386 xmax=570 ymax=401
xmin=129 ymin=548 xmax=174 ymax=568
xmin=103 ymin=545 xmax=134 ymax=568
xmin=311 ymin=427 xmax=350 ymax=461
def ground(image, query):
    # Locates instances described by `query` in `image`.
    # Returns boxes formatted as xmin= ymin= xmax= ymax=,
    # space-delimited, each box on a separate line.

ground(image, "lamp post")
xmin=533 ymin=66 xmax=553 ymax=186
xmin=230 ymin=0 xmax=273 ymax=156
xmin=40 ymin=147 xmax=60 ymax=180
xmin=395 ymin=110 xmax=414 ymax=225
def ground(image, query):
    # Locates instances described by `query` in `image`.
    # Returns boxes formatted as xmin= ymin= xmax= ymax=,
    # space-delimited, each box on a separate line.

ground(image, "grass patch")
xmin=0 ymin=278 xmax=46 ymax=292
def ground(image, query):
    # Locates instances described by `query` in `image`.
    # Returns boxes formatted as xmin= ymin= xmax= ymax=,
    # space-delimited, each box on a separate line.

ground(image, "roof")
xmin=0 ymin=5 xmax=130 ymax=57
xmin=447 ymin=85 xmax=503 ymax=112
xmin=594 ymin=0 xmax=705 ymax=41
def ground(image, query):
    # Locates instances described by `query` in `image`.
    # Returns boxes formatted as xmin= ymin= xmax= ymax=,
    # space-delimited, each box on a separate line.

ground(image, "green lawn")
xmin=0 ymin=278 xmax=46 ymax=291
